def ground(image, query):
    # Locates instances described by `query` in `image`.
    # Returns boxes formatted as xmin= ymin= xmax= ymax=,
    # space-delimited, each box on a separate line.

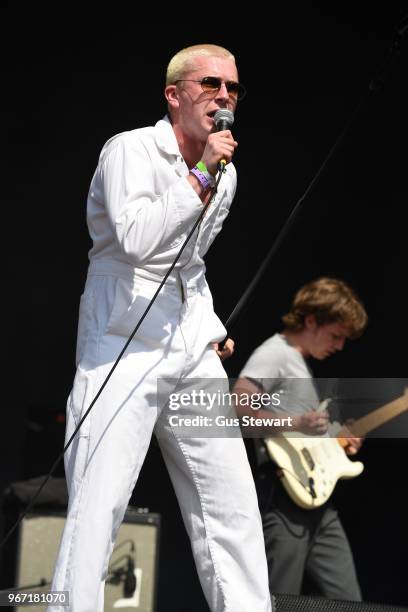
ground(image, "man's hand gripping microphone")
xmin=214 ymin=109 xmax=235 ymax=172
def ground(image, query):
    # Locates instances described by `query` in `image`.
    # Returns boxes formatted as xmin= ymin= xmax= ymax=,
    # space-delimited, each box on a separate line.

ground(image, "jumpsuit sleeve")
xmin=98 ymin=135 xmax=204 ymax=265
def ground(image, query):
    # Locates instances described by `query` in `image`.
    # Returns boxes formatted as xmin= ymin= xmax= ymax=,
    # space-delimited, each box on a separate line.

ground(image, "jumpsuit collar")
xmin=154 ymin=115 xmax=181 ymax=157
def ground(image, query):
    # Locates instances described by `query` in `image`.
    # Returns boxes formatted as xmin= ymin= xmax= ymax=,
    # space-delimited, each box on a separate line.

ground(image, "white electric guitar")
xmin=264 ymin=389 xmax=408 ymax=509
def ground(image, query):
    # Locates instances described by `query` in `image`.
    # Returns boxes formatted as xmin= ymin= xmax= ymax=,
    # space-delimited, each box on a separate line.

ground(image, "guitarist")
xmin=233 ymin=277 xmax=368 ymax=600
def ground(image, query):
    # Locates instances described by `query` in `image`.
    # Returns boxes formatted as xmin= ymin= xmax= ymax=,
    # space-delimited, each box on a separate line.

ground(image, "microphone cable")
xmin=4 ymin=16 xmax=405 ymax=545
xmin=0 ymin=169 xmax=226 ymax=551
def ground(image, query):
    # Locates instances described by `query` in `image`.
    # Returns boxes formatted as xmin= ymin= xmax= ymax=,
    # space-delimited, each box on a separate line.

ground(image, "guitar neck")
xmin=346 ymin=392 xmax=408 ymax=438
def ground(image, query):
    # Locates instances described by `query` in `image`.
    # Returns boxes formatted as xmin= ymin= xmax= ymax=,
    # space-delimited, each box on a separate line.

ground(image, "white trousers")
xmin=49 ymin=267 xmax=271 ymax=612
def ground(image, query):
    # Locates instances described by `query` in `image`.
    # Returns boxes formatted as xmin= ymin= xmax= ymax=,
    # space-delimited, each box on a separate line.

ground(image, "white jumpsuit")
xmin=49 ymin=117 xmax=272 ymax=611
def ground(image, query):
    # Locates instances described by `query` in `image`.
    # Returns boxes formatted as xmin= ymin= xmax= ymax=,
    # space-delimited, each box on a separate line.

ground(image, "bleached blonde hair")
xmin=166 ymin=44 xmax=235 ymax=85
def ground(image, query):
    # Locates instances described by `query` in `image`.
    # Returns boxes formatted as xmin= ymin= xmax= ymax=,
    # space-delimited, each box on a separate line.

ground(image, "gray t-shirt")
xmin=239 ymin=333 xmax=320 ymax=416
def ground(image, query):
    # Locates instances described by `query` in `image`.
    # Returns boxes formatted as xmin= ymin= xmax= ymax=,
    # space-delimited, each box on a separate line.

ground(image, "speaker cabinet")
xmin=14 ymin=507 xmax=160 ymax=611
xmin=272 ymin=592 xmax=408 ymax=611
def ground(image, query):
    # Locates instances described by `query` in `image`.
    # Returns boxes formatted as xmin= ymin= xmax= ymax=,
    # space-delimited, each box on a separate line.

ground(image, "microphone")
xmin=214 ymin=108 xmax=234 ymax=132
xmin=214 ymin=109 xmax=234 ymax=172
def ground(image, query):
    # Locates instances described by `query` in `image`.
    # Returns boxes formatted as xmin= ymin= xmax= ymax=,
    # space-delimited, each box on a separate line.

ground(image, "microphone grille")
xmin=214 ymin=108 xmax=234 ymax=129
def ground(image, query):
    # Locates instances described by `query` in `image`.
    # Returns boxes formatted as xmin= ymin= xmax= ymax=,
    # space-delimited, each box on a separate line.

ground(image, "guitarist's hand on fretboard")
xmin=338 ymin=420 xmax=364 ymax=455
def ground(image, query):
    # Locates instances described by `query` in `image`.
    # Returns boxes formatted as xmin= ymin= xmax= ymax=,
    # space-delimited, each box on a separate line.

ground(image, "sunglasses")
xmin=174 ymin=76 xmax=246 ymax=101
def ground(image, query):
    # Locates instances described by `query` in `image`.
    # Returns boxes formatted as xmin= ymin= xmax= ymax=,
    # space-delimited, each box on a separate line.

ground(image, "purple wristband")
xmin=190 ymin=166 xmax=211 ymax=190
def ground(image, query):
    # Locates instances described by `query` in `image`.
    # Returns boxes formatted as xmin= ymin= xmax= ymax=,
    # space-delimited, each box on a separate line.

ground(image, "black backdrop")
xmin=4 ymin=6 xmax=408 ymax=609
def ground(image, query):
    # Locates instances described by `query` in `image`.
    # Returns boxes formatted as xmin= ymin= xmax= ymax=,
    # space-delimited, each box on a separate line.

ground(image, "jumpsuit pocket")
xmin=75 ymin=275 xmax=110 ymax=367
xmin=76 ymin=291 xmax=94 ymax=365
xmin=105 ymin=277 xmax=177 ymax=343
xmin=67 ymin=365 xmax=95 ymax=437
xmin=200 ymin=284 xmax=227 ymax=343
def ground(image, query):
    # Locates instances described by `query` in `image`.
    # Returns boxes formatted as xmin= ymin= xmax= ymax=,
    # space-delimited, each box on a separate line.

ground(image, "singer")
xmin=48 ymin=45 xmax=272 ymax=611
